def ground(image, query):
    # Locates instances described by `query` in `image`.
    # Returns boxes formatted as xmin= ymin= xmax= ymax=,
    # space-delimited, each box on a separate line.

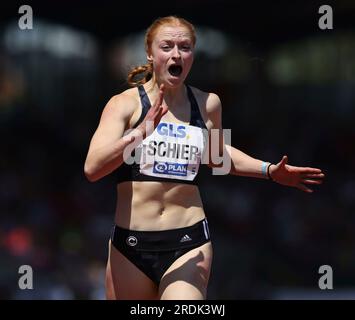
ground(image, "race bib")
xmin=137 ymin=122 xmax=206 ymax=181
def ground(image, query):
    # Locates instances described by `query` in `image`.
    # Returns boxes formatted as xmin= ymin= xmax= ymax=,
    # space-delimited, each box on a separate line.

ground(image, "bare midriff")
xmin=114 ymin=181 xmax=206 ymax=231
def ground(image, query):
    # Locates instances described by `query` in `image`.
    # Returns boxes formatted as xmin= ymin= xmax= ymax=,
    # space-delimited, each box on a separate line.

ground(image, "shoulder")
xmin=189 ymin=86 xmax=222 ymax=115
xmin=100 ymin=87 xmax=140 ymax=123
xmin=107 ymin=87 xmax=139 ymax=113
xmin=189 ymin=85 xmax=222 ymax=129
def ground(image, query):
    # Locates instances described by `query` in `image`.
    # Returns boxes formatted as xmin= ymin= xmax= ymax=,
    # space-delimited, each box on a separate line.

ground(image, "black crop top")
xmin=116 ymin=85 xmax=208 ymax=185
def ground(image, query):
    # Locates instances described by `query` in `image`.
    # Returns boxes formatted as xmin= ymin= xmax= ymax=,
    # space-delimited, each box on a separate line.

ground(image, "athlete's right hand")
xmin=136 ymin=84 xmax=168 ymax=139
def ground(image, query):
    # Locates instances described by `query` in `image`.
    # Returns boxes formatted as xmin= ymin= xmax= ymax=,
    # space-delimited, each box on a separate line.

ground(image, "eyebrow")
xmin=158 ymin=39 xmax=192 ymax=44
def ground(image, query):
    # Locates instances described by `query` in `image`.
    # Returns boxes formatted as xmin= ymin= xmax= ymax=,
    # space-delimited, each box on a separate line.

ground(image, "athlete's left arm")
xmin=205 ymin=93 xmax=325 ymax=193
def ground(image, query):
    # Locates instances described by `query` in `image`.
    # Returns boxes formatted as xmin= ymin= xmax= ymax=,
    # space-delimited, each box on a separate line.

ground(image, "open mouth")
xmin=168 ymin=65 xmax=183 ymax=77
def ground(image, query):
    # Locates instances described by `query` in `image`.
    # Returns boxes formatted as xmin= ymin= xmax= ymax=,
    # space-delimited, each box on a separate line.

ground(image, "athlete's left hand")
xmin=269 ymin=155 xmax=325 ymax=193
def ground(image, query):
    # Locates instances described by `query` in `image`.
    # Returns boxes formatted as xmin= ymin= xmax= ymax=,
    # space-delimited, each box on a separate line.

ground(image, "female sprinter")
xmin=84 ymin=16 xmax=324 ymax=300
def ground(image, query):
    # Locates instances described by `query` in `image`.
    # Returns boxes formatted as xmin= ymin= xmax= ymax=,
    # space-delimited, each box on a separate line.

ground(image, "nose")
xmin=172 ymin=45 xmax=181 ymax=59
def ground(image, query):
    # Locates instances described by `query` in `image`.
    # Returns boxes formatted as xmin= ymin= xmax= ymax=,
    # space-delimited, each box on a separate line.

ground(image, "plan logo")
xmin=153 ymin=161 xmax=188 ymax=176
xmin=154 ymin=162 xmax=168 ymax=173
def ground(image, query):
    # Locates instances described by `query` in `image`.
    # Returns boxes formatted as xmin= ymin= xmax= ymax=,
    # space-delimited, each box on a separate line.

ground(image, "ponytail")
xmin=127 ymin=62 xmax=153 ymax=87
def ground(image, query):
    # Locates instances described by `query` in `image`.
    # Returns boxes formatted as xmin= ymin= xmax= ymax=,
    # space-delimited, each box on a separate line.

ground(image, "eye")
xmin=160 ymin=44 xmax=171 ymax=51
xmin=181 ymin=45 xmax=192 ymax=51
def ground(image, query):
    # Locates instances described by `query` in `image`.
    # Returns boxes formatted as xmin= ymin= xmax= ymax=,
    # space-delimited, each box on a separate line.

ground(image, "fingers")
xmin=155 ymin=105 xmax=167 ymax=122
xmin=279 ymin=155 xmax=288 ymax=166
xmin=153 ymin=84 xmax=165 ymax=109
xmin=300 ymin=167 xmax=323 ymax=174
xmin=301 ymin=179 xmax=323 ymax=185
xmin=150 ymin=103 xmax=168 ymax=127
xmin=154 ymin=85 xmax=168 ymax=120
xmin=160 ymin=104 xmax=169 ymax=117
xmin=122 ymin=133 xmax=135 ymax=144
xmin=297 ymin=183 xmax=313 ymax=193
xmin=301 ymin=173 xmax=325 ymax=179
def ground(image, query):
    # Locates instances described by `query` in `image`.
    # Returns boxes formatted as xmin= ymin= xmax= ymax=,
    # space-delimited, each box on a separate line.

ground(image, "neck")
xmin=146 ymin=78 xmax=186 ymax=108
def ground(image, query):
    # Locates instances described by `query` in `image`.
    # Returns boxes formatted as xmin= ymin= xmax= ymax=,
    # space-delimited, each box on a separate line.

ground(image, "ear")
xmin=147 ymin=54 xmax=153 ymax=63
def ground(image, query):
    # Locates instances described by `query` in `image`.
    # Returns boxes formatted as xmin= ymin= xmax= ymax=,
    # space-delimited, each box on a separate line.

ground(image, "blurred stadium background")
xmin=1 ymin=0 xmax=355 ymax=299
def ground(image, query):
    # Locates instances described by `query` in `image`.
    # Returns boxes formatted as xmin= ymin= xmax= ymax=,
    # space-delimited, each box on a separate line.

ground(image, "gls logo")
xmin=157 ymin=123 xmax=186 ymax=138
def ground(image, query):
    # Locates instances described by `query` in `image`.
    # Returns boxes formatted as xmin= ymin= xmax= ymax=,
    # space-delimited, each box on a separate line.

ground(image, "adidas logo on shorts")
xmin=180 ymin=234 xmax=192 ymax=243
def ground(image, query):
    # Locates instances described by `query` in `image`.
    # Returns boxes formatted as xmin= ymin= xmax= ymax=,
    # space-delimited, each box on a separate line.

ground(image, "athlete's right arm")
xmin=84 ymin=85 xmax=167 ymax=182
xmin=84 ymin=93 xmax=139 ymax=182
